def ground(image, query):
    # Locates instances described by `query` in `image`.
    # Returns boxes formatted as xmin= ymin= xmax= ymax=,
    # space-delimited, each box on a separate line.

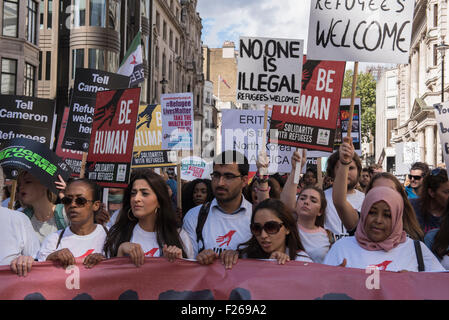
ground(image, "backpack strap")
xmin=54 ymin=204 xmax=68 ymax=230
xmin=414 ymin=240 xmax=425 ymax=272
xmin=196 ymin=202 xmax=211 ymax=254
xmin=56 ymin=228 xmax=67 ymax=250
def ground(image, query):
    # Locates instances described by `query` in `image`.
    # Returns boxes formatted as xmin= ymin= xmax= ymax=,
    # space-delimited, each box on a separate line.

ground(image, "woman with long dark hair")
xmin=181 ymin=179 xmax=213 ymax=218
xmin=424 ymin=198 xmax=449 ymax=270
xmin=221 ymin=199 xmax=312 ymax=269
xmin=103 ymin=169 xmax=193 ymax=266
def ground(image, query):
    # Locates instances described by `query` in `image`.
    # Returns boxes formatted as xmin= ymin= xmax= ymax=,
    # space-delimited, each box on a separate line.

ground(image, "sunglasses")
xmin=250 ymin=221 xmax=284 ymax=236
xmin=408 ymin=174 xmax=423 ymax=181
xmin=61 ymin=196 xmax=95 ymax=207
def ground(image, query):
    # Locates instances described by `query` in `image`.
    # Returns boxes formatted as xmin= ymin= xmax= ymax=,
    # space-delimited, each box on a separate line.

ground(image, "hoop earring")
xmin=127 ymin=208 xmax=136 ymax=221
xmin=153 ymin=207 xmax=159 ymax=215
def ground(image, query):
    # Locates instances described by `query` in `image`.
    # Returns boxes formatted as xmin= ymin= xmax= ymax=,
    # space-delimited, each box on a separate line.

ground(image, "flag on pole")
xmin=118 ymin=31 xmax=144 ymax=87
xmin=219 ymin=75 xmax=231 ymax=89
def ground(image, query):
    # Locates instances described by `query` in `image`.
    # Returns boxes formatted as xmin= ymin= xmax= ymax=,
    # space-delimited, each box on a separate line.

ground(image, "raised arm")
xmin=280 ymin=149 xmax=307 ymax=211
xmin=332 ymin=137 xmax=359 ymax=231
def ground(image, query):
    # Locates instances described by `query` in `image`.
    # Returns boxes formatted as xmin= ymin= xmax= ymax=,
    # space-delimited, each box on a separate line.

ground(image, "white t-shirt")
xmin=130 ymin=223 xmax=194 ymax=259
xmin=182 ymin=197 xmax=253 ymax=258
xmin=0 ymin=207 xmax=40 ymax=265
xmin=441 ymin=255 xmax=449 ymax=270
xmin=37 ymin=224 xmax=107 ymax=262
xmin=323 ymin=236 xmax=445 ymax=272
xmin=324 ymin=187 xmax=365 ymax=240
xmin=298 ymin=225 xmax=332 ymax=264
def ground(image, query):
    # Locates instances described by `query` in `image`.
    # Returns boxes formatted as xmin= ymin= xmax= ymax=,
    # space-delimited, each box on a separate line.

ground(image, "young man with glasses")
xmin=182 ymin=151 xmax=253 ymax=264
xmin=406 ymin=162 xmax=430 ymax=199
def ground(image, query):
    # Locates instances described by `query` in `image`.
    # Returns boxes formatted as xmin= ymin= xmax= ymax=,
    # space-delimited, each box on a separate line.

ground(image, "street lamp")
xmin=160 ymin=78 xmax=168 ymax=94
xmin=437 ymin=42 xmax=449 ymax=102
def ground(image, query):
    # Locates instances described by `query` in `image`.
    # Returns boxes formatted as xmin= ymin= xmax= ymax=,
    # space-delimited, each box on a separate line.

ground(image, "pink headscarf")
xmin=355 ymin=186 xmax=407 ymax=252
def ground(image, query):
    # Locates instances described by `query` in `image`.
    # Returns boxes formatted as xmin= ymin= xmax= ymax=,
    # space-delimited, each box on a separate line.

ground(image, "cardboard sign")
xmin=161 ymin=92 xmax=194 ymax=150
xmin=62 ymin=68 xmax=130 ymax=152
xmin=0 ymin=138 xmax=72 ymax=194
xmin=269 ymin=58 xmax=346 ymax=152
xmin=308 ymin=98 xmax=362 ymax=158
xmin=221 ymin=109 xmax=295 ymax=174
xmin=434 ymin=102 xmax=449 ymax=170
xmin=237 ymin=36 xmax=304 ymax=106
xmin=0 ymin=95 xmax=55 ymax=148
xmin=86 ymin=88 xmax=141 ymax=188
xmin=180 ymin=156 xmax=213 ymax=181
xmin=55 ymin=107 xmax=83 ymax=176
xmin=307 ymin=0 xmax=415 ymax=63
xmin=132 ymin=104 xmax=177 ymax=168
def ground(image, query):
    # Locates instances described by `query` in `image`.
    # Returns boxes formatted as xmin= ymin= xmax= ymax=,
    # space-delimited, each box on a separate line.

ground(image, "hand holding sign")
xmin=339 ymin=136 xmax=354 ymax=166
xmin=293 ymin=149 xmax=307 ymax=184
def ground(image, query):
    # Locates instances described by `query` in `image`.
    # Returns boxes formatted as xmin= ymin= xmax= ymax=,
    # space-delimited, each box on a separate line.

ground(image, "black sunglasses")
xmin=61 ymin=196 xmax=94 ymax=207
xmin=250 ymin=221 xmax=284 ymax=236
xmin=408 ymin=174 xmax=423 ymax=181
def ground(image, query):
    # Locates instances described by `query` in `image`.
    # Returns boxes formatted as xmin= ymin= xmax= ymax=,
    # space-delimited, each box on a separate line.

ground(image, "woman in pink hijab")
xmin=323 ymin=187 xmax=444 ymax=272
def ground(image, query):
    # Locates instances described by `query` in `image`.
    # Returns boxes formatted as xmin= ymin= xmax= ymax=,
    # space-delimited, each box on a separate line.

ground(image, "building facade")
xmin=0 ymin=0 xmax=40 ymax=97
xmin=392 ymin=0 xmax=444 ymax=171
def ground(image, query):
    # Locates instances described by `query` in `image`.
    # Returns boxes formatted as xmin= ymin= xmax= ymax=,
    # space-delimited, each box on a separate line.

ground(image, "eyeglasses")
xmin=210 ymin=172 xmax=242 ymax=181
xmin=61 ymin=196 xmax=95 ymax=207
xmin=408 ymin=174 xmax=423 ymax=181
xmin=250 ymin=221 xmax=284 ymax=236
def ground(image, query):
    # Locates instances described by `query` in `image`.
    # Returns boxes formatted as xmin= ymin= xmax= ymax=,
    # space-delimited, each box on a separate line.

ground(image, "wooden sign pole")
xmin=8 ymin=180 xmax=17 ymax=210
xmin=79 ymin=152 xmax=88 ymax=178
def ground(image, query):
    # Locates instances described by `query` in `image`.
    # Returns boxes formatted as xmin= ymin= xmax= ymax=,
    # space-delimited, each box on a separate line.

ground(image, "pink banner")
xmin=0 ymin=258 xmax=448 ymax=300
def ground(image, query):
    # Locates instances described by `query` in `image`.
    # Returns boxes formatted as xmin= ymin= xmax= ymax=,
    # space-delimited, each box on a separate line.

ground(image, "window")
xmin=162 ymin=53 xmax=166 ymax=77
xmin=163 ymin=21 xmax=167 ymax=41
xmin=74 ymin=0 xmax=86 ymax=27
xmin=38 ymin=51 xmax=42 ymax=80
xmin=45 ymin=51 xmax=51 ymax=80
xmin=169 ymin=30 xmax=173 ymax=48
xmin=90 ymin=0 xmax=106 ymax=27
xmin=89 ymin=48 xmax=105 ymax=70
xmin=169 ymin=59 xmax=172 ymax=81
xmin=26 ymin=0 xmax=38 ymax=44
xmin=47 ymin=0 xmax=52 ymax=29
xmin=24 ymin=63 xmax=36 ymax=97
xmin=387 ymin=76 xmax=397 ymax=91
xmin=156 ymin=11 xmax=160 ymax=33
xmin=387 ymin=96 xmax=396 ymax=109
xmin=72 ymin=49 xmax=85 ymax=79
xmin=434 ymin=44 xmax=438 ymax=66
xmin=2 ymin=0 xmax=19 ymax=37
xmin=386 ymin=119 xmax=397 ymax=147
xmin=155 ymin=46 xmax=159 ymax=67
xmin=107 ymin=51 xmax=118 ymax=73
xmin=175 ymin=38 xmax=179 ymax=54
xmin=434 ymin=4 xmax=438 ymax=28
xmin=1 ymin=58 xmax=17 ymax=94
xmin=39 ymin=0 xmax=44 ymax=29
xmin=108 ymin=0 xmax=120 ymax=31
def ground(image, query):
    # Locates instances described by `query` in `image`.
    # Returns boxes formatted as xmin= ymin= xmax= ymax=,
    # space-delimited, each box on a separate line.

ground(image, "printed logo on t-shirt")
xmin=78 ymin=249 xmax=94 ymax=258
xmin=369 ymin=260 xmax=392 ymax=271
xmin=145 ymin=248 xmax=159 ymax=257
xmin=216 ymin=230 xmax=236 ymax=247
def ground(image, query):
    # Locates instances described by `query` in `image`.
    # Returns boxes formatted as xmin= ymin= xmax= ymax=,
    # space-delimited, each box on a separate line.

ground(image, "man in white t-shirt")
xmin=0 ymin=166 xmax=40 ymax=266
xmin=324 ymin=148 xmax=365 ymax=240
xmin=183 ymin=151 xmax=253 ymax=263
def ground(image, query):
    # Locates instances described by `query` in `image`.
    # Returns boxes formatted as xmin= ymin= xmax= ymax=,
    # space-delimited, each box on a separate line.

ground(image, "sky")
xmin=196 ymin=0 xmax=392 ymax=71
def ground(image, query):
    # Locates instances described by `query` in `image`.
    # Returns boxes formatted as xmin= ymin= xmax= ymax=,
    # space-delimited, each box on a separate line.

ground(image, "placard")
xmin=435 ymin=102 xmax=449 ymax=170
xmin=0 ymin=95 xmax=55 ymax=148
xmin=269 ymin=58 xmax=345 ymax=152
xmin=62 ymin=68 xmax=130 ymax=152
xmin=237 ymin=36 xmax=304 ymax=106
xmin=86 ymin=88 xmax=140 ymax=188
xmin=132 ymin=104 xmax=176 ymax=168
xmin=307 ymin=0 xmax=415 ymax=63
xmin=161 ymin=92 xmax=194 ymax=150
xmin=180 ymin=156 xmax=213 ymax=181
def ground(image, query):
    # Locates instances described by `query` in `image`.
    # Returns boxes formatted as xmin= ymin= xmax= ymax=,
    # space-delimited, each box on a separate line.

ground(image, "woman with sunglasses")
xmin=10 ymin=179 xmax=107 ymax=276
xmin=103 ymin=169 xmax=193 ymax=266
xmin=409 ymin=168 xmax=449 ymax=234
xmin=17 ymin=171 xmax=69 ymax=243
xmin=324 ymin=187 xmax=444 ymax=272
xmin=221 ymin=199 xmax=312 ymax=269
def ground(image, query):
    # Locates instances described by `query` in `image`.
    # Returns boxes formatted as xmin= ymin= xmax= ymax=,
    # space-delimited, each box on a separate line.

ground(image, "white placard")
xmin=161 ymin=92 xmax=194 ymax=150
xmin=180 ymin=156 xmax=213 ymax=181
xmin=236 ymin=36 xmax=304 ymax=106
xmin=307 ymin=0 xmax=415 ymax=64
xmin=434 ymin=102 xmax=449 ymax=169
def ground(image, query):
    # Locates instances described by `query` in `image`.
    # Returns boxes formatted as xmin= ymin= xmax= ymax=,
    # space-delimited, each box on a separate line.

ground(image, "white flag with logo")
xmin=118 ymin=31 xmax=144 ymax=87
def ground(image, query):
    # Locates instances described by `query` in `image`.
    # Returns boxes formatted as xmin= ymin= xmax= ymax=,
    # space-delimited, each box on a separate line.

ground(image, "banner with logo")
xmin=132 ymin=104 xmax=177 ymax=168
xmin=62 ymin=68 xmax=130 ymax=152
xmin=237 ymin=36 xmax=304 ymax=106
xmin=180 ymin=156 xmax=213 ymax=181
xmin=307 ymin=0 xmax=415 ymax=63
xmin=269 ymin=58 xmax=346 ymax=152
xmin=0 ymin=95 xmax=55 ymax=148
xmin=161 ymin=93 xmax=194 ymax=150
xmin=0 ymin=258 xmax=448 ymax=300
xmin=56 ymin=107 xmax=83 ymax=177
xmin=221 ymin=109 xmax=295 ymax=174
xmin=0 ymin=138 xmax=72 ymax=194
xmin=86 ymin=88 xmax=141 ymax=188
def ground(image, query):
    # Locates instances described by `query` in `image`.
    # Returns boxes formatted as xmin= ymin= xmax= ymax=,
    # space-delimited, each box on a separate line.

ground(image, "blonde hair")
xmin=17 ymin=171 xmax=57 ymax=204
